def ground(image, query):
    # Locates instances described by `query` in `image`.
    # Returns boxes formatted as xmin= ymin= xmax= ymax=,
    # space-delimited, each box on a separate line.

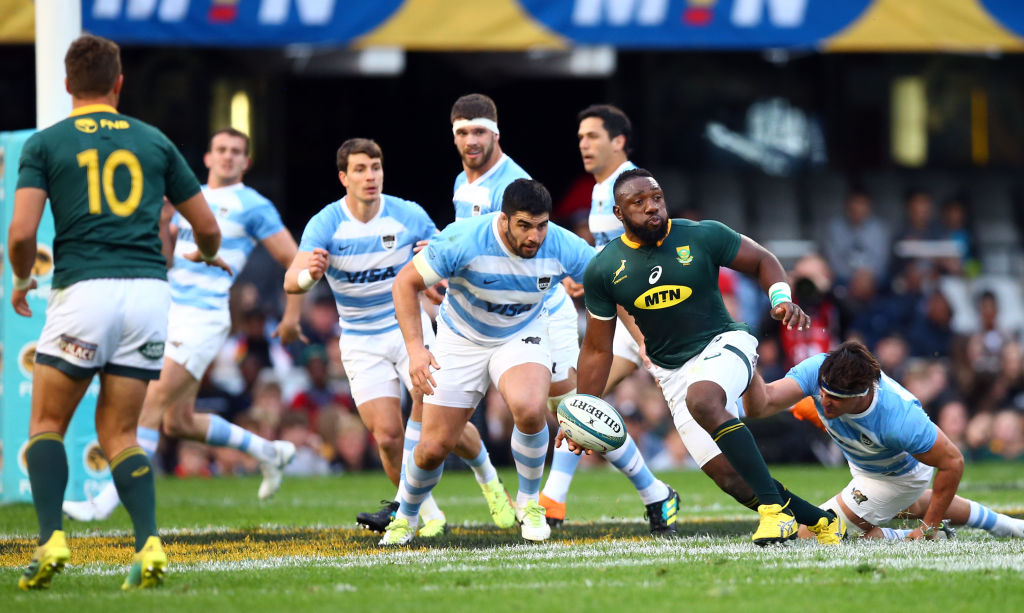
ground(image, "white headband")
xmin=452 ymin=117 xmax=499 ymax=136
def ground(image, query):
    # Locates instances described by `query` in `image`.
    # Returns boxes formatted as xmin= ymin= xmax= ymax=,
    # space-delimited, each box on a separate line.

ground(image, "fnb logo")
xmin=570 ymin=0 xmax=811 ymax=28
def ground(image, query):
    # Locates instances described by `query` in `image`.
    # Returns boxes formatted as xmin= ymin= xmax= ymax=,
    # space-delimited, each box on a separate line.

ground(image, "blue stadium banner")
xmin=79 ymin=1 xmax=1024 ymax=51
xmin=83 ymin=0 xmax=405 ymax=46
xmin=0 ymin=129 xmax=109 ymax=504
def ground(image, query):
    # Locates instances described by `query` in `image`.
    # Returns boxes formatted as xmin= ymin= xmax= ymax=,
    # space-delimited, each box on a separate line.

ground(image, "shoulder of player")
xmin=235 ymin=185 xmax=275 ymax=209
xmin=382 ymin=193 xmax=428 ymax=215
xmin=500 ymin=155 xmax=531 ymax=180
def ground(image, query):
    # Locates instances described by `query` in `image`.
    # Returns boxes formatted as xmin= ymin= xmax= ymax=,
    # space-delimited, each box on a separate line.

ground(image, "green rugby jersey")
xmin=17 ymin=104 xmax=201 ymax=288
xmin=583 ymin=219 xmax=750 ymax=369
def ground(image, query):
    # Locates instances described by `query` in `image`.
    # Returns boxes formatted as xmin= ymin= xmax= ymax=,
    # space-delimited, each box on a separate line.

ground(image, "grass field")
xmin=3 ymin=462 xmax=1024 ymax=612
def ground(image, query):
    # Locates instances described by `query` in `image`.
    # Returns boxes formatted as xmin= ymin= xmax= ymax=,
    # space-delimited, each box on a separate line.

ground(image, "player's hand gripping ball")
xmin=556 ymin=394 xmax=627 ymax=453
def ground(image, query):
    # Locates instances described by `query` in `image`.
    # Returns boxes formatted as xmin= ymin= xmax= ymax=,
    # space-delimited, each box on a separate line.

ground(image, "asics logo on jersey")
xmin=649 ymin=266 xmax=663 ymax=284
xmin=486 ymin=302 xmax=534 ymax=317
xmin=344 ymin=266 xmax=397 ymax=284
xmin=612 ymin=259 xmax=628 ymax=285
xmin=633 ymin=285 xmax=693 ymax=310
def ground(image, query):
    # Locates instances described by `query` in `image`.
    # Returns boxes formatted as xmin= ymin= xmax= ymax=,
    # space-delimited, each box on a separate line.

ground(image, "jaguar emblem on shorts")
xmin=852 ymin=488 xmax=868 ymax=504
xmin=57 ymin=334 xmax=97 ymax=361
xmin=139 ymin=341 xmax=165 ymax=360
xmin=381 ymin=234 xmax=397 ymax=250
xmin=536 ymin=276 xmax=552 ymax=291
xmin=522 ymin=336 xmax=541 ymax=345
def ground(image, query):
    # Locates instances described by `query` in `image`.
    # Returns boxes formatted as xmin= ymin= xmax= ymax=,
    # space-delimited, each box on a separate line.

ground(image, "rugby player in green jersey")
xmin=564 ymin=168 xmax=846 ymax=546
xmin=9 ymin=35 xmax=229 ymax=590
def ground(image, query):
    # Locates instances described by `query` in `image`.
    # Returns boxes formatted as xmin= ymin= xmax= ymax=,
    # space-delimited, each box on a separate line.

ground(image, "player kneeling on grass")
xmin=744 ymin=340 xmax=1024 ymax=540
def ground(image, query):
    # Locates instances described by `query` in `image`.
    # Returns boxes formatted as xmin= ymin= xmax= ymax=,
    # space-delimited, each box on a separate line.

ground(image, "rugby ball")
xmin=556 ymin=394 xmax=627 ymax=453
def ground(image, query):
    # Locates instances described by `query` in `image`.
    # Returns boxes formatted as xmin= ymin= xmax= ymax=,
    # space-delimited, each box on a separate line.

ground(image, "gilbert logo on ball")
xmin=556 ymin=394 xmax=627 ymax=453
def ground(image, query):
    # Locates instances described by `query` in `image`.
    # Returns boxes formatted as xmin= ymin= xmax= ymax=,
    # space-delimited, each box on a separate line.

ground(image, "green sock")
xmin=739 ymin=495 xmax=760 ymax=511
xmin=710 ymin=419 xmax=783 ymax=506
xmin=774 ymin=479 xmax=829 ymax=525
xmin=25 ymin=433 xmax=68 ymax=545
xmin=110 ymin=447 xmax=158 ymax=551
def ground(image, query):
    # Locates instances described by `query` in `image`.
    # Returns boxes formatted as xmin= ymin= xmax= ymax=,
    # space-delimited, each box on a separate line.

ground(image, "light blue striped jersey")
xmin=170 ymin=183 xmax=284 ymax=310
xmin=452 ymin=153 xmax=571 ymax=313
xmin=452 ymin=154 xmax=530 ymax=219
xmin=589 ymin=160 xmax=636 ymax=249
xmin=785 ymin=354 xmax=938 ymax=476
xmin=416 ymin=213 xmax=594 ymax=345
xmin=299 ymin=195 xmax=436 ymax=336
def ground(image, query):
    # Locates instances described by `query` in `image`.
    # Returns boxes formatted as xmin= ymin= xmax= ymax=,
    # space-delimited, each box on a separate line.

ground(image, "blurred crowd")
xmin=154 ymin=186 xmax=1024 ymax=479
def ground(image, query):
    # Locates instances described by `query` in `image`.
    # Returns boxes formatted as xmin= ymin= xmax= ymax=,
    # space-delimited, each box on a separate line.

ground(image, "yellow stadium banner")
xmin=0 ymin=0 xmax=33 ymax=44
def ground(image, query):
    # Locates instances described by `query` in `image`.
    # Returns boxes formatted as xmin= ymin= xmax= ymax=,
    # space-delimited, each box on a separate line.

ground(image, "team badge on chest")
xmin=676 ymin=245 xmax=693 ymax=265
xmin=381 ymin=234 xmax=397 ymax=250
xmin=537 ymin=276 xmax=552 ymax=291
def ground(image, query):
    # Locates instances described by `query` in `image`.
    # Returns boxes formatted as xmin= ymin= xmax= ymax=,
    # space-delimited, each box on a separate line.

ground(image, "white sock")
xmin=463 ymin=444 xmax=498 ymax=485
xmin=419 ymin=495 xmax=445 ymax=523
xmin=541 ymin=443 xmax=580 ymax=503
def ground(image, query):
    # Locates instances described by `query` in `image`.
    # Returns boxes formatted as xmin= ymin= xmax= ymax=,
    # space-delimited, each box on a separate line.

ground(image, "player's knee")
xmin=161 ymin=413 xmax=190 ymax=438
xmin=374 ymin=429 xmax=404 ymax=456
xmin=414 ymin=439 xmax=451 ymax=468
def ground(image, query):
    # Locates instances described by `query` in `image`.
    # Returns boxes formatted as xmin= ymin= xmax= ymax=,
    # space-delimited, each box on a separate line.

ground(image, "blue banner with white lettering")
xmin=83 ymin=0 xmax=404 ymax=46
xmin=78 ymin=0 xmax=1024 ymax=51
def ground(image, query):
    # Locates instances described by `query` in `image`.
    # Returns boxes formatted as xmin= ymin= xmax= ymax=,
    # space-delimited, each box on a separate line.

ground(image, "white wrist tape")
xmin=768 ymin=282 xmax=792 ymax=308
xmin=297 ymin=269 xmax=317 ymax=291
xmin=452 ymin=117 xmax=499 ymax=135
xmin=13 ymin=275 xmax=33 ymax=291
xmin=199 ymin=251 xmax=218 ymax=263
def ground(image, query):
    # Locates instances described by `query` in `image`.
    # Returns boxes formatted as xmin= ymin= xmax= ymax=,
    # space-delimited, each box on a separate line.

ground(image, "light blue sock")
xmin=137 ymin=426 xmax=160 ymax=458
xmin=397 ymin=452 xmax=444 ymax=527
xmin=463 ymin=444 xmax=498 ymax=485
xmin=967 ymin=500 xmax=1000 ymax=531
xmin=541 ymin=441 xmax=581 ymax=503
xmin=604 ymin=434 xmax=669 ymax=505
xmin=511 ymin=424 xmax=548 ymax=507
xmin=205 ymin=414 xmax=276 ymax=463
xmin=397 ymin=420 xmax=421 ymax=500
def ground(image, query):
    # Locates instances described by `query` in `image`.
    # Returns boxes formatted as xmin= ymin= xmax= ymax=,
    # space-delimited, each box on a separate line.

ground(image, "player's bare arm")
xmin=7 ymin=186 xmax=47 ymax=317
xmin=727 ymin=235 xmax=810 ymax=331
xmin=742 ymin=376 xmax=805 ymax=419
xmin=176 ymin=191 xmax=232 ymax=275
xmin=262 ymin=229 xmax=308 ymax=344
xmin=158 ymin=198 xmax=176 ymax=268
xmin=284 ymin=248 xmax=329 ymax=294
xmin=558 ymin=312 xmax=618 ymax=455
xmin=393 ymin=259 xmax=440 ymax=395
xmin=906 ymin=430 xmax=965 ymax=540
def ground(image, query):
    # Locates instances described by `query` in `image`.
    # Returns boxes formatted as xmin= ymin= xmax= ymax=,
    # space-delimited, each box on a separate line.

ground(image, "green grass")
xmin=3 ymin=462 xmax=1024 ymax=612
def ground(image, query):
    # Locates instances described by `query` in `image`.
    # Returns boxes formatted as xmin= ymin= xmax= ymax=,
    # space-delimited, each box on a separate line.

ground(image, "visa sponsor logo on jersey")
xmin=634 ymin=284 xmax=692 ymax=309
xmin=344 ymin=266 xmax=396 ymax=284
xmin=486 ymin=302 xmax=535 ymax=317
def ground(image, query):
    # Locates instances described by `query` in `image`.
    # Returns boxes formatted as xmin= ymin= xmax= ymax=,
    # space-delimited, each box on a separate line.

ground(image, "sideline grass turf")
xmin=3 ymin=462 xmax=1023 ymax=612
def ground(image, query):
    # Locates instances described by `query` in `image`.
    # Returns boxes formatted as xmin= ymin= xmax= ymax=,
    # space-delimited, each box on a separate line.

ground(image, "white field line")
xmin=65 ymin=536 xmax=1024 ymax=578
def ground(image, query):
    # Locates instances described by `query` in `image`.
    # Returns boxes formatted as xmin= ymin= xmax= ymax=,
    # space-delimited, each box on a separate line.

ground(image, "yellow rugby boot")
xmin=19 ymin=530 xmax=70 ymax=590
xmin=752 ymin=503 xmax=798 ymax=546
xmin=122 ymin=536 xmax=167 ymax=589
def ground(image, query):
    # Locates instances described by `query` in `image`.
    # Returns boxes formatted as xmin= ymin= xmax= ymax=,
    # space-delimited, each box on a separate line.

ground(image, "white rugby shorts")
xmin=163 ymin=302 xmax=232 ymax=380
xmin=341 ymin=312 xmax=434 ymax=406
xmin=611 ymin=318 xmax=644 ymax=368
xmin=647 ymin=330 xmax=758 ymax=467
xmin=545 ymin=295 xmax=580 ymax=384
xmin=821 ymin=461 xmax=934 ymax=534
xmin=428 ymin=315 xmax=551 ymax=409
xmin=36 ymin=278 xmax=170 ymax=381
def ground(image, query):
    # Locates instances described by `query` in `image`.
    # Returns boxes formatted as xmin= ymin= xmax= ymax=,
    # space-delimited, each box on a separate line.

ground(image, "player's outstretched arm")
xmin=393 ymin=259 xmax=440 ymax=395
xmin=742 ymin=375 xmax=804 ymax=419
xmin=262 ymin=230 xmax=308 ymax=343
xmin=907 ymin=430 xmax=965 ymax=540
xmin=728 ymin=235 xmax=809 ymax=331
xmin=176 ymin=192 xmax=232 ymax=275
xmin=8 ymin=187 xmax=47 ymax=317
xmin=558 ymin=312 xmax=617 ymax=455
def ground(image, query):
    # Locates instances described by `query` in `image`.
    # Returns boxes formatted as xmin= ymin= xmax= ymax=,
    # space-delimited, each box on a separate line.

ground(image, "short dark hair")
xmin=819 ymin=341 xmax=881 ymax=395
xmin=450 ymin=93 xmax=498 ymax=123
xmin=65 ymin=35 xmax=121 ymax=98
xmin=501 ymin=179 xmax=551 ymax=217
xmin=577 ymin=104 xmax=633 ymax=156
xmin=336 ymin=138 xmax=383 ymax=172
xmin=209 ymin=128 xmax=251 ymax=155
xmin=612 ymin=167 xmax=656 ymax=199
